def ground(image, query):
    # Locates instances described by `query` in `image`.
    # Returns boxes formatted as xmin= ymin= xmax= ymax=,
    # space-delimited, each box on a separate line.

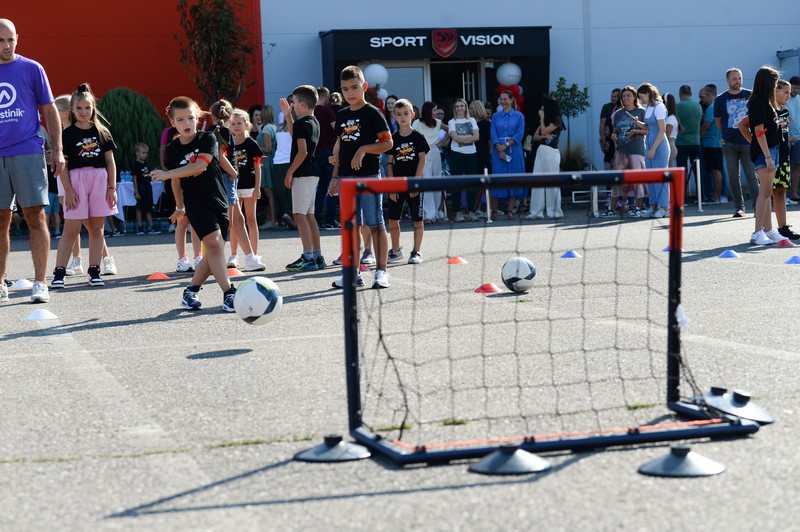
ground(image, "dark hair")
xmin=679 ymin=85 xmax=692 ymax=96
xmin=790 ymin=76 xmax=800 ymax=86
xmin=664 ymin=93 xmax=677 ymax=116
xmin=541 ymin=97 xmax=562 ymax=129
xmin=317 ymin=86 xmax=330 ymax=99
xmin=611 ymin=88 xmax=621 ymax=95
xmin=293 ymin=85 xmax=318 ymax=108
xmin=210 ymin=99 xmax=233 ymax=123
xmin=420 ymin=101 xmax=437 ymax=128
xmin=703 ymin=84 xmax=718 ymax=96
xmin=247 ymin=104 xmax=263 ymax=118
xmin=340 ymin=65 xmax=364 ymax=82
xmin=750 ymin=65 xmax=779 ymax=108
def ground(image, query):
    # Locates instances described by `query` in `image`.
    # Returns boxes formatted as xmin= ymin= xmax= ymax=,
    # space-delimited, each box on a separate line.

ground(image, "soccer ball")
xmin=234 ymin=276 xmax=283 ymax=325
xmin=501 ymin=257 xmax=537 ymax=293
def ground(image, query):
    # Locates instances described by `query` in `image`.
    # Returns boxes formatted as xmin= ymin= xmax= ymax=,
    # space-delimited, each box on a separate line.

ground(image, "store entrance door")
xmin=430 ymin=61 xmax=482 ymax=118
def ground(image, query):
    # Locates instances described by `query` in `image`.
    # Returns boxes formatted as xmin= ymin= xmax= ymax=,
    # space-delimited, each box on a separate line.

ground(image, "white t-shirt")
xmin=412 ymin=119 xmax=442 ymax=147
xmin=665 ymin=115 xmax=679 ymax=140
xmin=274 ymin=130 xmax=292 ymax=164
xmin=447 ymin=117 xmax=478 ymax=154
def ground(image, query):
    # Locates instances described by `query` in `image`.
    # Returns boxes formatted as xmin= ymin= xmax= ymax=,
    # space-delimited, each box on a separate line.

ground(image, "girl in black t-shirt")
xmin=150 ymin=97 xmax=236 ymax=312
xmin=229 ymin=108 xmax=265 ymax=262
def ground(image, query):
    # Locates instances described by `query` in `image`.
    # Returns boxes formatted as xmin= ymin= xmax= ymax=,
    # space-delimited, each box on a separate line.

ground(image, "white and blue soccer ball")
xmin=501 ymin=257 xmax=537 ymax=293
xmin=234 ymin=276 xmax=283 ymax=325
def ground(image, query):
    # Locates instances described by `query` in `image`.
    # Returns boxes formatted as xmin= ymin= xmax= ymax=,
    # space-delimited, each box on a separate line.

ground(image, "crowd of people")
xmin=2 ymin=14 xmax=799 ymax=305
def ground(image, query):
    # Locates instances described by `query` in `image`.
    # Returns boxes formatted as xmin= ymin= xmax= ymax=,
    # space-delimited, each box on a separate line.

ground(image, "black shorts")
xmin=386 ymin=193 xmax=423 ymax=222
xmin=136 ymin=186 xmax=154 ymax=213
xmin=703 ymin=147 xmax=723 ymax=172
xmin=186 ymin=200 xmax=229 ymax=241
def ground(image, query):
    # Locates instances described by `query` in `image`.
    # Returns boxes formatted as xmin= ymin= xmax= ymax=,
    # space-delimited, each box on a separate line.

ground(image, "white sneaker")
xmin=454 ymin=212 xmax=466 ymax=223
xmin=720 ymin=196 xmax=729 ymax=204
xmin=31 ymin=280 xmax=50 ymax=303
xmin=332 ymin=273 xmax=364 ymax=289
xmin=65 ymin=256 xmax=83 ymax=276
xmin=227 ymin=255 xmax=239 ymax=268
xmin=242 ymin=253 xmax=266 ymax=271
xmin=764 ymin=229 xmax=789 ymax=242
xmin=372 ymin=269 xmax=390 ymax=289
xmin=752 ymin=230 xmax=775 ymax=245
xmin=193 ymin=255 xmax=203 ymax=270
xmin=102 ymin=256 xmax=117 ymax=275
xmin=786 ymin=197 xmax=799 ymax=206
xmin=258 ymin=221 xmax=274 ymax=230
xmin=176 ymin=256 xmax=193 ymax=272
xmin=524 ymin=212 xmax=544 ymax=220
xmin=0 ymin=284 xmax=9 ymax=302
xmin=167 ymin=223 xmax=176 ymax=233
xmin=436 ymin=210 xmax=445 ymax=220
xmin=640 ymin=207 xmax=655 ymax=218
xmin=653 ymin=208 xmax=669 ymax=219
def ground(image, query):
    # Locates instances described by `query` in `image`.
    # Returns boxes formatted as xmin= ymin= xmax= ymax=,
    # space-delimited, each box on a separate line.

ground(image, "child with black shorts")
xmin=132 ymin=142 xmax=160 ymax=235
xmin=151 ymin=96 xmax=236 ymax=311
xmin=386 ymin=98 xmax=427 ymax=264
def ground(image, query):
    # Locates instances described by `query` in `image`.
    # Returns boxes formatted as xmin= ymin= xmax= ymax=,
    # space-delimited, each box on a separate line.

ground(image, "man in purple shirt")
xmin=0 ymin=19 xmax=64 ymax=303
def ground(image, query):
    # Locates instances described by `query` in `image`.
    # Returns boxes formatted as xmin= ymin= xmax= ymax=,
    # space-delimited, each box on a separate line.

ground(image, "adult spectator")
xmin=313 ymin=86 xmax=339 ymax=229
xmin=675 ymin=85 xmax=702 ymax=198
xmin=786 ymin=76 xmax=800 ymax=203
xmin=490 ymin=89 xmax=526 ymax=219
xmin=0 ymin=19 xmax=64 ymax=303
xmin=699 ymin=85 xmax=724 ymax=203
xmin=714 ymin=68 xmax=759 ymax=217
xmin=599 ymin=88 xmax=620 ymax=169
xmin=664 ymin=93 xmax=679 ymax=168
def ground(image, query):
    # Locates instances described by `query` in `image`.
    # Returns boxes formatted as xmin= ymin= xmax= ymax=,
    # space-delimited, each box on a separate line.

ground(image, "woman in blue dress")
xmin=490 ymin=90 xmax=526 ymax=218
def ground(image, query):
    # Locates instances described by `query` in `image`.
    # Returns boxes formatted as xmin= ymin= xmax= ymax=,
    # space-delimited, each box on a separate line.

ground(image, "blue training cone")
xmin=785 ymin=255 xmax=800 ymax=265
xmin=560 ymin=250 xmax=582 ymax=259
xmin=718 ymin=250 xmax=740 ymax=259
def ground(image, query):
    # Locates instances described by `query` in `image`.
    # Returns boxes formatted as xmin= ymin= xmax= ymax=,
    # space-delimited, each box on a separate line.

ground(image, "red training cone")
xmin=447 ymin=256 xmax=469 ymax=264
xmin=147 ymin=272 xmax=170 ymax=281
xmin=474 ymin=282 xmax=502 ymax=294
xmin=775 ymin=239 xmax=795 ymax=247
xmin=227 ymin=268 xmax=243 ymax=277
xmin=359 ymin=263 xmax=369 ymax=272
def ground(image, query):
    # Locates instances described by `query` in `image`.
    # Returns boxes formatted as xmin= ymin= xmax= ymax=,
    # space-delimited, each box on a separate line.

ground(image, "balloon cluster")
xmin=495 ymin=62 xmax=525 ymax=112
xmin=363 ymin=64 xmax=389 ymax=111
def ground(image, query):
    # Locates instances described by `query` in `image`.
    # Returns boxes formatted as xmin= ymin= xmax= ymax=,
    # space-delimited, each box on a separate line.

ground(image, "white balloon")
xmin=363 ymin=63 xmax=389 ymax=88
xmin=377 ymin=88 xmax=388 ymax=100
xmin=496 ymin=63 xmax=522 ymax=86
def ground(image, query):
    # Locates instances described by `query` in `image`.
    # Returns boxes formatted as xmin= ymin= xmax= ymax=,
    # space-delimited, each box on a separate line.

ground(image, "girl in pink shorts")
xmin=51 ymin=83 xmax=118 ymax=288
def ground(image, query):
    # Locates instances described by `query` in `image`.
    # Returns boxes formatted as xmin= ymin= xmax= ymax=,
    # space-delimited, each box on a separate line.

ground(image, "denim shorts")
xmin=753 ymin=145 xmax=779 ymax=171
xmin=223 ymin=175 xmax=238 ymax=205
xmin=340 ymin=175 xmax=384 ymax=227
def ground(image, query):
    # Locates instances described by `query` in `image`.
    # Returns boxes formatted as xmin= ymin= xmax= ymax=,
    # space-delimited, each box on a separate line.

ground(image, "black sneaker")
xmin=182 ymin=285 xmax=202 ymax=310
xmin=316 ymin=256 xmax=328 ymax=269
xmin=147 ymin=227 xmax=162 ymax=235
xmin=778 ymin=225 xmax=800 ymax=240
xmin=222 ymin=286 xmax=236 ymax=312
xmin=136 ymin=226 xmax=145 ymax=235
xmin=87 ymin=265 xmax=104 ymax=286
xmin=286 ymin=256 xmax=305 ymax=271
xmin=51 ymin=266 xmax=66 ymax=289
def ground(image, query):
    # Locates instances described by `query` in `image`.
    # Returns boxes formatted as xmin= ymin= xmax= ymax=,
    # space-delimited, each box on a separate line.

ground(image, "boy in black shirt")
xmin=328 ymin=65 xmax=393 ymax=289
xmin=151 ymin=97 xmax=235 ymax=312
xmin=386 ymin=99 xmax=428 ymax=264
xmin=280 ymin=85 xmax=327 ymax=272
xmin=132 ymin=142 xmax=160 ymax=235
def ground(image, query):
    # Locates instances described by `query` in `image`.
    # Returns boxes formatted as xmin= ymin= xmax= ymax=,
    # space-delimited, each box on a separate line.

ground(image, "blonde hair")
xmin=54 ymin=94 xmax=71 ymax=114
xmin=469 ymin=100 xmax=487 ymax=120
xmin=452 ymin=97 xmax=471 ymax=118
xmin=231 ymin=108 xmax=252 ymax=131
xmin=70 ymin=83 xmax=112 ymax=143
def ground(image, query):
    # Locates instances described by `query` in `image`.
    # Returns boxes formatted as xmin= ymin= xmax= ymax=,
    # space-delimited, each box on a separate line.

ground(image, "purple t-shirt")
xmin=0 ymin=55 xmax=55 ymax=157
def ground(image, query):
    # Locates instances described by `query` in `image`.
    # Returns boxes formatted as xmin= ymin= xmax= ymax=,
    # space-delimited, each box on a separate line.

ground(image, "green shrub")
xmin=97 ymin=87 xmax=165 ymax=173
xmin=560 ymin=143 xmax=589 ymax=171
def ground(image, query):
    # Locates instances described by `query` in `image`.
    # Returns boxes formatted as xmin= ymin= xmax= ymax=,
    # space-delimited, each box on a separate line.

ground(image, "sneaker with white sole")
xmin=242 ymin=253 xmax=266 ymax=272
xmin=31 ymin=281 xmax=50 ymax=303
xmin=0 ymin=284 xmax=8 ymax=302
xmin=316 ymin=256 xmax=328 ymax=269
xmin=65 ymin=256 xmax=83 ymax=276
xmin=51 ymin=267 xmax=67 ymax=288
xmin=372 ymin=269 xmax=390 ymax=289
xmin=182 ymin=286 xmax=202 ymax=310
xmin=87 ymin=265 xmax=104 ymax=286
xmin=408 ymin=251 xmax=423 ymax=264
xmin=454 ymin=212 xmax=466 ymax=223
xmin=764 ymin=229 xmax=789 ymax=242
xmin=176 ymin=256 xmax=194 ymax=272
xmin=360 ymin=250 xmax=376 ymax=265
xmin=778 ymin=225 xmax=800 ymax=240
xmin=102 ymin=256 xmax=117 ymax=275
xmin=332 ymin=273 xmax=364 ymax=289
xmin=227 ymin=255 xmax=239 ymax=268
xmin=193 ymin=255 xmax=203 ymax=270
xmin=752 ymin=230 xmax=775 ymax=245
xmin=388 ymin=248 xmax=405 ymax=263
xmin=653 ymin=208 xmax=669 ymax=219
xmin=332 ymin=255 xmax=343 ymax=266
xmin=222 ymin=286 xmax=236 ymax=312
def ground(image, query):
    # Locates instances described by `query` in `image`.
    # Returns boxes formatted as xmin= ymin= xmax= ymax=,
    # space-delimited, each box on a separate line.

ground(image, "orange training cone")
xmin=227 ymin=268 xmax=243 ymax=277
xmin=147 ymin=272 xmax=170 ymax=281
xmin=474 ymin=282 xmax=502 ymax=294
xmin=447 ymin=256 xmax=468 ymax=264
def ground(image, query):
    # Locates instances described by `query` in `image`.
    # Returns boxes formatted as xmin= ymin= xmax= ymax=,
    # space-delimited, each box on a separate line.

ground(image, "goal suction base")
xmin=294 ymin=434 xmax=371 ymax=463
xmin=638 ymin=444 xmax=725 ymax=478
xmin=702 ymin=387 xmax=774 ymax=425
xmin=468 ymin=445 xmax=552 ymax=476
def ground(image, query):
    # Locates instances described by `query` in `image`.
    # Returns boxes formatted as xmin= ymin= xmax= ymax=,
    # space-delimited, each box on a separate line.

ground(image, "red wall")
xmin=4 ymin=1 xmax=264 ymax=115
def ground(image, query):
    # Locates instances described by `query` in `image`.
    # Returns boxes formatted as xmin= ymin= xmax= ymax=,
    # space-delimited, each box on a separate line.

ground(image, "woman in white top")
xmin=447 ymin=98 xmax=480 ymax=221
xmin=271 ymin=119 xmax=294 ymax=226
xmin=413 ymin=102 xmax=446 ymax=222
xmin=664 ymin=93 xmax=679 ymax=169
xmin=638 ymin=83 xmax=671 ymax=218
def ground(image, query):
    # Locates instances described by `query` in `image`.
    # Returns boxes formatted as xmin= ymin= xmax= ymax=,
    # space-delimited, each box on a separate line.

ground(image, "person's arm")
xmin=151 ymin=154 xmax=212 ymax=181
xmin=490 ymin=117 xmax=504 ymax=153
xmin=752 ymin=122 xmax=773 ymax=170
xmin=253 ymin=157 xmax=262 ymax=199
xmin=104 ymin=150 xmax=117 ymax=208
xmin=699 ymin=114 xmax=711 ymax=138
xmin=738 ymin=117 xmax=753 ymax=144
xmin=665 ymin=121 xmax=675 ymax=139
xmin=218 ymin=149 xmax=237 ymax=179
xmin=328 ymin=137 xmax=341 ymax=196
xmin=133 ymin=171 xmax=141 ymax=200
xmin=169 ymin=177 xmax=185 ymax=224
xmin=284 ymin=138 xmax=307 ymax=189
xmin=599 ymin=116 xmax=607 ymax=149
xmin=41 ymin=103 xmax=65 ymax=176
xmin=279 ymin=99 xmax=294 ymax=136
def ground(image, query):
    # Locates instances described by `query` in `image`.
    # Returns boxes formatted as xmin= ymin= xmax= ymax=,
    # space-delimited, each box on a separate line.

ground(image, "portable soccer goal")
xmin=308 ymin=168 xmax=763 ymax=466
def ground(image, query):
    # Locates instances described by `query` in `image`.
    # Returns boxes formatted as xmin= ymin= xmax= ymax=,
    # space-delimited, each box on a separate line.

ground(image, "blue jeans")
xmin=340 ymin=175 xmax=384 ymax=227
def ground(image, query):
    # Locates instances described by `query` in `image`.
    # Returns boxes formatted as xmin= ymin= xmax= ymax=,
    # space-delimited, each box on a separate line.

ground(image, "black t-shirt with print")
xmin=131 ymin=161 xmax=153 ymax=197
xmin=63 ymin=125 xmax=116 ymax=170
xmin=747 ymin=98 xmax=780 ymax=163
xmin=389 ymin=130 xmax=429 ymax=178
xmin=213 ymin=125 xmax=234 ymax=162
xmin=335 ymin=103 xmax=389 ymax=177
xmin=291 ymin=115 xmax=320 ymax=177
xmin=165 ymin=131 xmax=227 ymax=212
xmin=232 ymin=137 xmax=263 ymax=189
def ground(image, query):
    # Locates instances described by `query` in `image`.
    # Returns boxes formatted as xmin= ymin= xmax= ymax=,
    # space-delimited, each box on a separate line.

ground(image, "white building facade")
xmin=262 ymin=0 xmax=800 ymax=168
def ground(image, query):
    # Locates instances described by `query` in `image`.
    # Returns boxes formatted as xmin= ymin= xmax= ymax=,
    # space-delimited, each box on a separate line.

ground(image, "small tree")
xmin=176 ymin=0 xmax=256 ymax=106
xmin=98 ymin=87 xmax=165 ymax=172
xmin=548 ymin=77 xmax=590 ymax=151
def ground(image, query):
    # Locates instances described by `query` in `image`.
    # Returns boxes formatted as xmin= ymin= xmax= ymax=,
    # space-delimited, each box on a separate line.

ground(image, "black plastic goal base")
xmin=348 ymin=418 xmax=759 ymax=466
xmin=638 ymin=445 xmax=726 ymax=478
xmin=294 ymin=434 xmax=371 ymax=463
xmin=468 ymin=445 xmax=552 ymax=476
